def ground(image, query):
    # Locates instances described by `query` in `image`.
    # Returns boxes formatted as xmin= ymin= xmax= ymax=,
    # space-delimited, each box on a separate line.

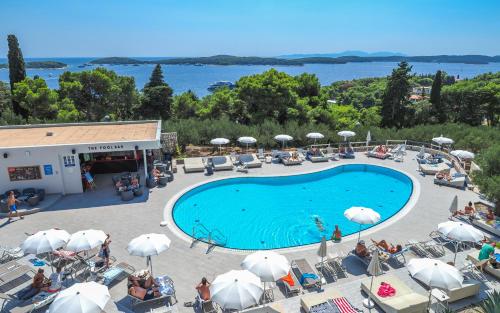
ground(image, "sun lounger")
xmin=360 ymin=274 xmax=428 ymax=313
xmin=418 ymin=162 xmax=450 ymax=175
xmin=413 ymin=273 xmax=481 ymax=303
xmin=407 ymin=239 xmax=445 ymax=258
xmin=301 ymin=288 xmax=361 ymax=313
xmin=374 ymin=246 xmax=410 ymax=265
xmin=278 ymin=271 xmax=301 ymax=297
xmin=239 ymin=154 xmax=263 ymax=168
xmin=367 ymin=146 xmax=390 ymax=159
xmin=241 ymin=302 xmax=284 ymax=313
xmin=101 ymin=261 xmax=135 ymax=286
xmin=183 ymin=157 xmax=206 ymax=173
xmin=429 ymin=230 xmax=463 ymax=250
xmin=257 ymin=148 xmax=266 ymax=161
xmin=323 ymin=147 xmax=339 ymax=161
xmin=467 ymin=249 xmax=500 ymax=280
xmin=471 ymin=218 xmax=500 ymax=237
xmin=0 ymin=247 xmax=24 ymax=263
xmin=0 ymin=265 xmax=32 ymax=293
xmin=291 ymin=259 xmax=319 ymax=288
xmin=307 ymin=150 xmax=329 ymax=162
xmin=211 ymin=156 xmax=234 ymax=171
xmin=434 ymin=174 xmax=466 ymax=189
xmin=128 ymin=275 xmax=176 ymax=309
xmin=280 ymin=152 xmax=303 ymax=166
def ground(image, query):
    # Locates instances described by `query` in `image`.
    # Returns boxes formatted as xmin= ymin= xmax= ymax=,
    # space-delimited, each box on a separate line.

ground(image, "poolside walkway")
xmin=1 ymin=151 xmax=498 ymax=312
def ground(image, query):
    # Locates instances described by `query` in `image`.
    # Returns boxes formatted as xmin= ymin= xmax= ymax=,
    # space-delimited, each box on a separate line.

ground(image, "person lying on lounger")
xmin=486 ymin=209 xmax=496 ymax=221
xmin=371 ymin=239 xmax=402 ymax=254
xmin=453 ymin=201 xmax=475 ymax=216
xmin=129 ymin=285 xmax=161 ymax=301
xmin=436 ymin=171 xmax=452 ymax=181
xmin=355 ymin=240 xmax=370 ymax=257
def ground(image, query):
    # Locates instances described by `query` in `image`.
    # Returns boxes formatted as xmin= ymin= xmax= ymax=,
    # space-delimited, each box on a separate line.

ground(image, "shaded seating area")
xmin=112 ymin=172 xmax=143 ymax=201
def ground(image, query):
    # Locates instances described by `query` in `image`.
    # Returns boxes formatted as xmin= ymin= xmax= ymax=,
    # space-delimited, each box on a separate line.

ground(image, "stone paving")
xmin=1 ymin=151 xmax=498 ymax=312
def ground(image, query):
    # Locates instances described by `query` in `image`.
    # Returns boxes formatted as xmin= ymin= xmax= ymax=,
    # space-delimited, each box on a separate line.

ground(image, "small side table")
xmin=431 ymin=288 xmax=450 ymax=312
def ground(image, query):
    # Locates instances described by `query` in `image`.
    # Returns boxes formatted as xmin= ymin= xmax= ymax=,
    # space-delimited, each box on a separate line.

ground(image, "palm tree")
xmin=475 ymin=290 xmax=500 ymax=313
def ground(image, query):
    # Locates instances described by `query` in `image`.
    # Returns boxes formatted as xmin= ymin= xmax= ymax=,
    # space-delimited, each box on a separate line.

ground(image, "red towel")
xmin=280 ymin=272 xmax=295 ymax=287
xmin=332 ymin=297 xmax=357 ymax=313
xmin=377 ymin=282 xmax=396 ymax=297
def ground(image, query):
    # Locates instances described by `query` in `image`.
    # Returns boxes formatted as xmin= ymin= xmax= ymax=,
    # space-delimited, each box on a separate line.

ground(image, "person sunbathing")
xmin=453 ymin=201 xmax=475 ymax=216
xmin=372 ymin=239 xmax=402 ymax=254
xmin=129 ymin=285 xmax=161 ymax=301
xmin=436 ymin=171 xmax=451 ymax=181
xmin=486 ymin=209 xmax=496 ymax=221
xmin=195 ymin=277 xmax=211 ymax=301
xmin=355 ymin=240 xmax=370 ymax=257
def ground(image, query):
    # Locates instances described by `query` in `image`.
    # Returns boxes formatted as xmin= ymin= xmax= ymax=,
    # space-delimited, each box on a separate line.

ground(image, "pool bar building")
xmin=0 ymin=121 xmax=161 ymax=195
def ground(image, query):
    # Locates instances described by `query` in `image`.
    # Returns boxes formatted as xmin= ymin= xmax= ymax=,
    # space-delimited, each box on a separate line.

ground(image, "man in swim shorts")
xmin=7 ymin=191 xmax=24 ymax=222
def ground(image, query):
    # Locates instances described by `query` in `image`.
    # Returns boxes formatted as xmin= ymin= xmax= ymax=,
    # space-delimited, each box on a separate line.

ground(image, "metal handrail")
xmin=192 ymin=223 xmax=227 ymax=247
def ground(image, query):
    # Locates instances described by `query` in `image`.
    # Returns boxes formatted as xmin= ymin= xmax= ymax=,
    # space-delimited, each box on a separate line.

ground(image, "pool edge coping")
xmin=162 ymin=162 xmax=421 ymax=255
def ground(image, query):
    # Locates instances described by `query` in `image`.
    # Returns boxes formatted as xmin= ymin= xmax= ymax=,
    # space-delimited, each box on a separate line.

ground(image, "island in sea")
xmin=0 ymin=61 xmax=67 ymax=69
xmin=89 ymin=54 xmax=500 ymax=66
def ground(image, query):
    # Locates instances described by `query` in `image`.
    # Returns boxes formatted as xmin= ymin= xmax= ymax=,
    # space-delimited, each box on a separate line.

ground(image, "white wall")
xmin=0 ymin=147 xmax=83 ymax=195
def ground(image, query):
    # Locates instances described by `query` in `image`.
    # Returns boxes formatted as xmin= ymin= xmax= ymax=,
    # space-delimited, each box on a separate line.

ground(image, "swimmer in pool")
xmin=314 ymin=216 xmax=325 ymax=232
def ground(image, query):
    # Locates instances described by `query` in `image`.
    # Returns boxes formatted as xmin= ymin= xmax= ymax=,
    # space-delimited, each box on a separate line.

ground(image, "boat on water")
xmin=194 ymin=63 xmax=204 ymax=66
xmin=207 ymin=81 xmax=235 ymax=92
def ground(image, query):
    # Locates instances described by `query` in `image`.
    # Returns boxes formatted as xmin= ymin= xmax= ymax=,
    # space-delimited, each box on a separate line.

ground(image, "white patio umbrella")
xmin=21 ymin=229 xmax=70 ymax=272
xmin=238 ymin=136 xmax=257 ymax=151
xmin=48 ymin=282 xmax=110 ymax=313
xmin=448 ymin=195 xmax=458 ymax=215
xmin=450 ymin=150 xmax=475 ymax=160
xmin=344 ymin=207 xmax=381 ymax=242
xmin=66 ymin=229 xmax=107 ymax=253
xmin=317 ymin=236 xmax=327 ymax=287
xmin=241 ymin=251 xmax=289 ymax=299
xmin=407 ymin=258 xmax=463 ymax=310
xmin=274 ymin=134 xmax=293 ymax=149
xmin=366 ymin=131 xmax=372 ymax=152
xmin=337 ymin=130 xmax=356 ymax=141
xmin=127 ymin=233 xmax=171 ymax=276
xmin=210 ymin=270 xmax=263 ymax=310
xmin=210 ymin=137 xmax=230 ymax=154
xmin=306 ymin=132 xmax=324 ymax=144
xmin=438 ymin=221 xmax=484 ymax=263
xmin=432 ymin=135 xmax=454 ymax=146
xmin=363 ymin=250 xmax=383 ymax=308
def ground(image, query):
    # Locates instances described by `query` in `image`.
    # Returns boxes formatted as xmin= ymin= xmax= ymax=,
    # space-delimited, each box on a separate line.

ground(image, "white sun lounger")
xmin=212 ymin=156 xmax=234 ymax=171
xmin=360 ymin=274 xmax=428 ymax=313
xmin=239 ymin=154 xmax=262 ymax=168
xmin=434 ymin=175 xmax=466 ymax=189
xmin=419 ymin=162 xmax=451 ymax=175
xmin=183 ymin=157 xmax=206 ymax=173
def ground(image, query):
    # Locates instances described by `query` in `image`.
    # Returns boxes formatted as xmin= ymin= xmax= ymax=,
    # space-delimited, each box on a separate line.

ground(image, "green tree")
xmin=144 ymin=64 xmax=166 ymax=89
xmin=329 ymin=104 xmax=360 ymax=129
xmin=381 ymin=61 xmax=412 ymax=128
xmin=472 ymin=143 xmax=500 ymax=215
xmin=12 ymin=77 xmax=58 ymax=120
xmin=7 ymin=34 xmax=27 ymax=118
xmin=137 ymin=65 xmax=173 ymax=119
xmin=294 ymin=73 xmax=320 ymax=98
xmin=58 ymin=68 xmax=138 ymax=121
xmin=430 ymin=70 xmax=445 ymax=123
xmin=237 ymin=69 xmax=298 ymax=124
xmin=360 ymin=106 xmax=382 ymax=127
xmin=172 ymin=90 xmax=199 ymax=119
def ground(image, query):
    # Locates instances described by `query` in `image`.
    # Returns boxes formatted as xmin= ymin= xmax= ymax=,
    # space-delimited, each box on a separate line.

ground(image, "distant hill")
xmin=0 ymin=61 xmax=67 ymax=69
xmin=88 ymin=54 xmax=500 ymax=66
xmin=279 ymin=51 xmax=406 ymax=59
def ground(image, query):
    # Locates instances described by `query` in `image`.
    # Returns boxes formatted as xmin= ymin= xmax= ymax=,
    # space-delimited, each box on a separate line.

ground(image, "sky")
xmin=0 ymin=0 xmax=499 ymax=57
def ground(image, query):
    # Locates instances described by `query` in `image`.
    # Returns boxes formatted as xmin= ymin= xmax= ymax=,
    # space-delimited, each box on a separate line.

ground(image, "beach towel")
xmin=103 ymin=267 xmax=124 ymax=285
xmin=331 ymin=297 xmax=357 ymax=313
xmin=377 ymin=282 xmax=396 ymax=297
xmin=155 ymin=275 xmax=175 ymax=296
xmin=281 ymin=272 xmax=295 ymax=287
xmin=299 ymin=273 xmax=318 ymax=285
xmin=29 ymin=258 xmax=45 ymax=267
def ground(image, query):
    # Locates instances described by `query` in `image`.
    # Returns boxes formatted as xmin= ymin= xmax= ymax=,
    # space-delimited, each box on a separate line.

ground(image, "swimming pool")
xmin=172 ymin=164 xmax=414 ymax=250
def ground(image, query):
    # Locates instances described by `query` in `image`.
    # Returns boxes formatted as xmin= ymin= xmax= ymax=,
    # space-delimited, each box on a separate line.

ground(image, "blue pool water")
xmin=172 ymin=164 xmax=413 ymax=250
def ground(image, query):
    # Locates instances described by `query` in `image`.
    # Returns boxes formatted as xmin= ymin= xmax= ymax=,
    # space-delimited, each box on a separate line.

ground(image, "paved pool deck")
xmin=1 ymin=151 xmax=498 ymax=312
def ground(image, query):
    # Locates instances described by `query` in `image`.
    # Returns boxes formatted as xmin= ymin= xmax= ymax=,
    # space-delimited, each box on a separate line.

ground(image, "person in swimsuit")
xmin=100 ymin=234 xmax=111 ymax=268
xmin=7 ymin=191 xmax=24 ymax=222
xmin=331 ymin=225 xmax=342 ymax=242
xmin=129 ymin=285 xmax=160 ymax=301
xmin=372 ymin=239 xmax=402 ymax=254
xmin=195 ymin=277 xmax=211 ymax=301
xmin=355 ymin=240 xmax=370 ymax=257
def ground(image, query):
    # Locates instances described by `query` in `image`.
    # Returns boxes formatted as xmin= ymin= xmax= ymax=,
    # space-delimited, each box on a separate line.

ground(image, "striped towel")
xmin=331 ymin=297 xmax=357 ymax=313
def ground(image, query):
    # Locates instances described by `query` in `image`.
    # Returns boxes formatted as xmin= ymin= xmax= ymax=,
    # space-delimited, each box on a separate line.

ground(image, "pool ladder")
xmin=192 ymin=223 xmax=227 ymax=249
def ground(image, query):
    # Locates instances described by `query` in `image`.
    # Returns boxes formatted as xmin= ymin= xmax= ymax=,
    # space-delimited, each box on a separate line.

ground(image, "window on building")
xmin=8 ymin=166 xmax=42 ymax=181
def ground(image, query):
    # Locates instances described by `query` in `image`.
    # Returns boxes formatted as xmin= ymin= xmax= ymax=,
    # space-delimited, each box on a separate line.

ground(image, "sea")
xmin=1 ymin=57 xmax=500 ymax=97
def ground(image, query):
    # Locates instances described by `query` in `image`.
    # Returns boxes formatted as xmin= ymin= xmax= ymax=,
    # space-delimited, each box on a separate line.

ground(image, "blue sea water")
xmin=1 ymin=57 xmax=500 ymax=97
xmin=172 ymin=164 xmax=413 ymax=250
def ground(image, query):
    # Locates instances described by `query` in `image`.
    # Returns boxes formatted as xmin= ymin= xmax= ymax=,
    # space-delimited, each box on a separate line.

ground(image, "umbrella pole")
xmin=358 ymin=224 xmax=362 ymax=242
xmin=48 ymin=252 xmax=54 ymax=273
xmin=427 ymin=290 xmax=432 ymax=312
xmin=148 ymin=256 xmax=153 ymax=277
xmin=453 ymin=242 xmax=459 ymax=264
